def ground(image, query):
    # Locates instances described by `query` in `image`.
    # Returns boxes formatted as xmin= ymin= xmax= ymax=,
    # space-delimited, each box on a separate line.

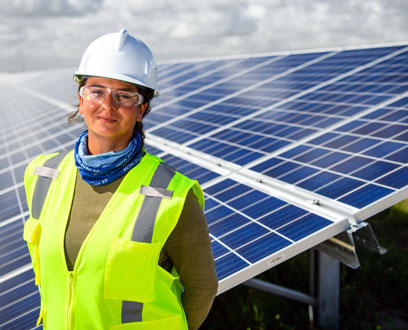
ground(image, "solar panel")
xmin=1 ymin=43 xmax=408 ymax=328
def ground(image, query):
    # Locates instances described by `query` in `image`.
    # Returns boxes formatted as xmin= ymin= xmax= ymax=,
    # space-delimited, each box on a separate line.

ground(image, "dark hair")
xmin=68 ymin=77 xmax=155 ymax=146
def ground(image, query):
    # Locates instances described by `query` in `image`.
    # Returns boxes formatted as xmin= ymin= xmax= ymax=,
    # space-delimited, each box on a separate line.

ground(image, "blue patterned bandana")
xmin=74 ymin=130 xmax=143 ymax=186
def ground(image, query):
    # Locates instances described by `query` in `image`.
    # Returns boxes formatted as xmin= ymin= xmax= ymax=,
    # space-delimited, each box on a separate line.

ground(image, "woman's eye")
xmin=88 ymin=88 xmax=105 ymax=96
xmin=93 ymin=89 xmax=105 ymax=95
xmin=118 ymin=93 xmax=131 ymax=99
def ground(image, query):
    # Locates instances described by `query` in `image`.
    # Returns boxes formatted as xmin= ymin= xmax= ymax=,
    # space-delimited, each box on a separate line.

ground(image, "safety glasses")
xmin=80 ymin=85 xmax=144 ymax=108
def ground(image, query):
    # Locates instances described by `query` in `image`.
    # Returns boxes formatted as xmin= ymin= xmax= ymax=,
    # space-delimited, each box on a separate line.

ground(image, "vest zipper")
xmin=66 ymin=271 xmax=75 ymax=329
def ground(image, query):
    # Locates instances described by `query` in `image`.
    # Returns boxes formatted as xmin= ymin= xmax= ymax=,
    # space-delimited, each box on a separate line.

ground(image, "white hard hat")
xmin=73 ymin=29 xmax=159 ymax=97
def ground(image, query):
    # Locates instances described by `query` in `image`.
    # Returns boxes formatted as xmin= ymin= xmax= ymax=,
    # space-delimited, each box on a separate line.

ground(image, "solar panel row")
xmin=1 ymin=44 xmax=407 ymax=329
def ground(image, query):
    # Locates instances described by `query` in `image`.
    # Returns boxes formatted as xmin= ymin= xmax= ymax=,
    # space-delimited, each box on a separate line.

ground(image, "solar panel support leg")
xmin=244 ymin=278 xmax=317 ymax=306
xmin=311 ymin=249 xmax=340 ymax=330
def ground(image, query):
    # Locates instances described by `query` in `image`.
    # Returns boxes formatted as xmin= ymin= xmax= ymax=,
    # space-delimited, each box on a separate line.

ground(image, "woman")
xmin=23 ymin=29 xmax=218 ymax=330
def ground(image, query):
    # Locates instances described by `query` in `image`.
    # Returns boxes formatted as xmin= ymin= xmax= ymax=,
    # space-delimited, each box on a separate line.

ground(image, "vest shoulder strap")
xmin=31 ymin=150 xmax=70 ymax=219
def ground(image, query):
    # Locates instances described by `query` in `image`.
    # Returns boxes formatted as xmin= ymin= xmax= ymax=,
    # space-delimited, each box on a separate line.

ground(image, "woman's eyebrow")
xmin=87 ymin=84 xmax=138 ymax=93
xmin=87 ymin=84 xmax=136 ymax=92
xmin=87 ymin=84 xmax=105 ymax=87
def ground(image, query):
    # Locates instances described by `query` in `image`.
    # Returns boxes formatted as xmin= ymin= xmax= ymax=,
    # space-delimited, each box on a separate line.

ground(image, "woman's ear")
xmin=136 ymin=103 xmax=148 ymax=122
xmin=78 ymin=92 xmax=84 ymax=114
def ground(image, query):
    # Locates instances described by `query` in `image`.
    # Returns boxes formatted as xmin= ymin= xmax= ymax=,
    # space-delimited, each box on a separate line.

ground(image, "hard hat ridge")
xmin=116 ymin=29 xmax=129 ymax=51
xmin=73 ymin=29 xmax=159 ymax=97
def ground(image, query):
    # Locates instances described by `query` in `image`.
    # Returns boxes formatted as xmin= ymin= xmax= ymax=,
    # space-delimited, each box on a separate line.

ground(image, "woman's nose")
xmin=102 ymin=92 xmax=120 ymax=110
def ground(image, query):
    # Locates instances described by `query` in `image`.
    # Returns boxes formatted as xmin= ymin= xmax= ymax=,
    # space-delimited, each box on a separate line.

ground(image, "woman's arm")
xmin=164 ymin=189 xmax=218 ymax=330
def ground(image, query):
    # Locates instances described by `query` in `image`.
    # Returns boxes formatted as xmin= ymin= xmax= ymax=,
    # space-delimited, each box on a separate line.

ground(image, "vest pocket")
xmin=23 ymin=217 xmax=41 ymax=285
xmin=104 ymin=237 xmax=161 ymax=302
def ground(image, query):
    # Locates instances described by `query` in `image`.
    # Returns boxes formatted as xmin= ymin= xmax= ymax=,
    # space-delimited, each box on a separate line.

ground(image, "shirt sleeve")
xmin=163 ymin=189 xmax=218 ymax=330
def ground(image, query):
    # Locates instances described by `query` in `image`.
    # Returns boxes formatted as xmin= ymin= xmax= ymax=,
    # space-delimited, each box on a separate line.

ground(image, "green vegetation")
xmin=202 ymin=200 xmax=408 ymax=330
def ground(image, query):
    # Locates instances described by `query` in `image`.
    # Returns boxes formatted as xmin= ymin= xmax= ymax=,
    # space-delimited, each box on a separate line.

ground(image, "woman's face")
xmin=79 ymin=77 xmax=147 ymax=151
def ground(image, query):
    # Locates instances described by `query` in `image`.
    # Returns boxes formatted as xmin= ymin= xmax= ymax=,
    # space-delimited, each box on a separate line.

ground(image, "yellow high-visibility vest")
xmin=24 ymin=150 xmax=204 ymax=330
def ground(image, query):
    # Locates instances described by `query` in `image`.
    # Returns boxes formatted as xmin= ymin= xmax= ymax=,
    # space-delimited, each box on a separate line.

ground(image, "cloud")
xmin=0 ymin=0 xmax=407 ymax=72
xmin=116 ymin=0 xmax=256 ymax=41
xmin=0 ymin=0 xmax=103 ymax=17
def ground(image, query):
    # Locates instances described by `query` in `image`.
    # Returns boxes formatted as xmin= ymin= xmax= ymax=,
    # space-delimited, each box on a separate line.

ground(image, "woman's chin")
xmin=91 ymin=128 xmax=121 ymax=139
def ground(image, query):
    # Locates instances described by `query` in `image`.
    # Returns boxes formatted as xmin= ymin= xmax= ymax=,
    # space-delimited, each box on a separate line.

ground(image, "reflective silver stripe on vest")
xmin=31 ymin=151 xmax=70 ymax=219
xmin=122 ymin=162 xmax=175 ymax=324
xmin=131 ymin=162 xmax=175 ymax=243
xmin=33 ymin=166 xmax=60 ymax=179
xmin=140 ymin=186 xmax=173 ymax=199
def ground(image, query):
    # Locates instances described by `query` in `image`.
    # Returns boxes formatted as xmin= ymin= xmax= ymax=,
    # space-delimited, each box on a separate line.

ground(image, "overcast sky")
xmin=1 ymin=0 xmax=407 ymax=72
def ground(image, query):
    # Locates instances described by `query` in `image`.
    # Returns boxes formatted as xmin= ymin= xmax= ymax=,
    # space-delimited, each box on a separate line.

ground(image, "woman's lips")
xmin=97 ymin=116 xmax=117 ymax=123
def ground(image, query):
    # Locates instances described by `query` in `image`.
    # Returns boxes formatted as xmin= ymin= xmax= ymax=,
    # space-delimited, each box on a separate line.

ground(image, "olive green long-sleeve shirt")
xmin=64 ymin=171 xmax=218 ymax=330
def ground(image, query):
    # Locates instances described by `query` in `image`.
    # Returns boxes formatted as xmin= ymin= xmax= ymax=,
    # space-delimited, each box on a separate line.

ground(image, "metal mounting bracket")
xmin=350 ymin=221 xmax=387 ymax=255
xmin=315 ymin=229 xmax=360 ymax=269
xmin=315 ymin=221 xmax=386 ymax=269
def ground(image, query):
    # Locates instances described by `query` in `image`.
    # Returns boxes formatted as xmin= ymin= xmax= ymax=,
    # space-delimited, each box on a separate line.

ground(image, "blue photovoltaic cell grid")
xmin=148 ymin=46 xmax=406 ymax=167
xmin=0 ymin=89 xmax=85 ymax=227
xmin=158 ymin=59 xmax=243 ymax=91
xmin=1 ymin=268 xmax=40 ymax=330
xmin=150 ymin=57 xmax=272 ymax=113
xmin=143 ymin=143 xmax=164 ymax=157
xmin=250 ymin=93 xmax=408 ymax=209
xmin=11 ymin=68 xmax=78 ymax=104
xmin=204 ymin=178 xmax=333 ymax=280
xmin=146 ymin=52 xmax=326 ymax=133
xmin=1 ymin=222 xmax=31 ymax=278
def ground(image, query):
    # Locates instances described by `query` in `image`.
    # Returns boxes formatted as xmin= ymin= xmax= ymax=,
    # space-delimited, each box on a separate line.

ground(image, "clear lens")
xmin=80 ymin=86 xmax=144 ymax=107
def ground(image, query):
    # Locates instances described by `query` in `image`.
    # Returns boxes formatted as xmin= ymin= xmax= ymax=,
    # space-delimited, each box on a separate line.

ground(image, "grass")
xmin=201 ymin=200 xmax=408 ymax=330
